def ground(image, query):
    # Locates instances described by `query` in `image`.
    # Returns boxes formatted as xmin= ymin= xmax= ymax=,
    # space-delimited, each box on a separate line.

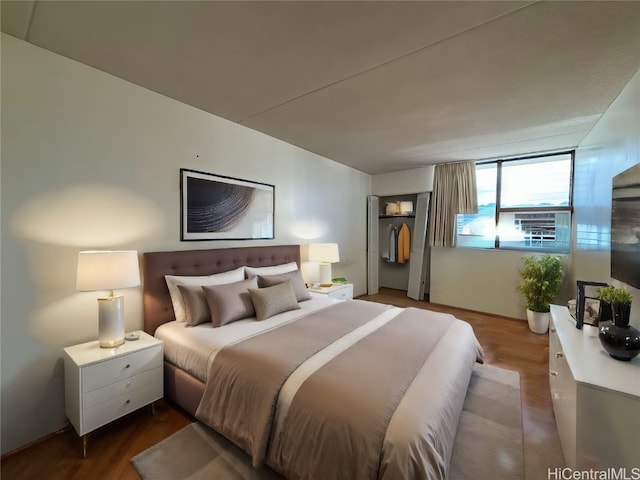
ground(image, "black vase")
xmin=599 ymin=302 xmax=640 ymax=361
xmin=611 ymin=302 xmax=631 ymax=327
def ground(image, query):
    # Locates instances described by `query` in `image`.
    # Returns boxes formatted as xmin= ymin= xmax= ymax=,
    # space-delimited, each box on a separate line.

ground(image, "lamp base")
xmin=99 ymin=338 xmax=125 ymax=348
xmin=97 ymin=295 xmax=125 ymax=348
xmin=319 ymin=263 xmax=332 ymax=287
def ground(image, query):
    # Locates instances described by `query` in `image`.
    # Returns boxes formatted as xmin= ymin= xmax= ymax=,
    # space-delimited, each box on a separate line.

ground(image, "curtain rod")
xmin=475 ymin=148 xmax=575 ymax=165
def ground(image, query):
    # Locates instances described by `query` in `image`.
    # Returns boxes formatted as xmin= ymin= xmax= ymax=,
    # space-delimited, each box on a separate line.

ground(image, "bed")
xmin=143 ymin=245 xmax=484 ymax=480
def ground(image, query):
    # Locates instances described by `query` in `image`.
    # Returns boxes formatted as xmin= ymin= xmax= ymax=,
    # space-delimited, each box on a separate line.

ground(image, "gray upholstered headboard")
xmin=142 ymin=245 xmax=301 ymax=335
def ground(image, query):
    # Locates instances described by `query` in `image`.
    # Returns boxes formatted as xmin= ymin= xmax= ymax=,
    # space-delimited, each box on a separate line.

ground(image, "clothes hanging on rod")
xmin=388 ymin=224 xmax=398 ymax=262
xmin=398 ymin=223 xmax=411 ymax=264
xmin=382 ymin=223 xmax=411 ymax=263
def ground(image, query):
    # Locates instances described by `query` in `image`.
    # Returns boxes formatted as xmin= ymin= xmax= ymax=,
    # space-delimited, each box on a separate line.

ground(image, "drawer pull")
xmin=125 ymin=399 xmax=131 ymax=405
xmin=125 ymin=364 xmax=131 ymax=369
xmin=550 ymin=371 xmax=558 ymax=376
xmin=550 ymin=327 xmax=556 ymax=333
xmin=556 ymin=352 xmax=564 ymax=359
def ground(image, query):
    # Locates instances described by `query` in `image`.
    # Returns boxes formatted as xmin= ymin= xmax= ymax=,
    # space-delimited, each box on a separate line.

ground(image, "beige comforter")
xmin=196 ymin=300 xmax=484 ymax=480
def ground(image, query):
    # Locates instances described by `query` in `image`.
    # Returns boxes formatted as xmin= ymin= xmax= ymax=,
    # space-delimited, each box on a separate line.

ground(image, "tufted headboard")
xmin=142 ymin=245 xmax=301 ymax=335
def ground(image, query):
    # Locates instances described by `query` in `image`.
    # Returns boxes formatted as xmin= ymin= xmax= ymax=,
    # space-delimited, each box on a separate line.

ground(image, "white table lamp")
xmin=76 ymin=250 xmax=140 ymax=348
xmin=308 ymin=243 xmax=340 ymax=287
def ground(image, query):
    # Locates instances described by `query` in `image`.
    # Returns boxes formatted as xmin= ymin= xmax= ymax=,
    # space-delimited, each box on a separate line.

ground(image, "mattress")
xmin=154 ymin=292 xmax=341 ymax=382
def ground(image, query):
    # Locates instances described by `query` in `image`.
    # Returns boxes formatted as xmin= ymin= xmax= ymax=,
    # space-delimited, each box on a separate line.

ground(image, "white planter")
xmin=527 ymin=309 xmax=550 ymax=334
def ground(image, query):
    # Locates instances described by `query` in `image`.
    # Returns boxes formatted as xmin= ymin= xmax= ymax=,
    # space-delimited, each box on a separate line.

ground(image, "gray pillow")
xmin=249 ymin=281 xmax=301 ymax=321
xmin=164 ymin=266 xmax=246 ymax=322
xmin=177 ymin=284 xmax=210 ymax=327
xmin=202 ymin=277 xmax=258 ymax=327
xmin=257 ymin=270 xmax=311 ymax=302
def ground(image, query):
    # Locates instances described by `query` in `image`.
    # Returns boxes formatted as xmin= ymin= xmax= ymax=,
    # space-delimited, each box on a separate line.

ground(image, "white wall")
xmin=0 ymin=34 xmax=370 ymax=454
xmin=573 ymin=68 xmax=640 ymax=330
xmin=430 ymin=68 xmax=640 ymax=323
xmin=371 ymin=166 xmax=434 ymax=196
xmin=430 ymin=248 xmax=571 ymax=319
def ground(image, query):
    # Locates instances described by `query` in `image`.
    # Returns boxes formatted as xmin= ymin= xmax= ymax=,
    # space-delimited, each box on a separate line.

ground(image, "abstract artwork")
xmin=180 ymin=169 xmax=274 ymax=241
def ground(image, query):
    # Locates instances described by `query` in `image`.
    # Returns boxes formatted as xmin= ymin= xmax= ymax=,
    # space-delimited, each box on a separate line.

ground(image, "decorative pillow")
xmin=165 ymin=267 xmax=245 ymax=322
xmin=202 ymin=277 xmax=258 ymax=327
xmin=176 ymin=284 xmax=210 ymax=327
xmin=257 ymin=270 xmax=311 ymax=302
xmin=249 ymin=280 xmax=301 ymax=321
xmin=244 ymin=262 xmax=298 ymax=278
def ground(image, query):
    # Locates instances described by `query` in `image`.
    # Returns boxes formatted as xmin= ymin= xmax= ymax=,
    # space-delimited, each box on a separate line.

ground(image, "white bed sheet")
xmin=154 ymin=292 xmax=341 ymax=382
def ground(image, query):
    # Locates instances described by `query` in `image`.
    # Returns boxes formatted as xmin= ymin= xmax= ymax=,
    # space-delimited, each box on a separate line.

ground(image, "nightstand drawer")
xmin=83 ymin=366 xmax=162 ymax=410
xmin=309 ymin=283 xmax=354 ymax=300
xmin=82 ymin=381 xmax=163 ymax=433
xmin=330 ymin=285 xmax=353 ymax=300
xmin=81 ymin=346 xmax=162 ymax=393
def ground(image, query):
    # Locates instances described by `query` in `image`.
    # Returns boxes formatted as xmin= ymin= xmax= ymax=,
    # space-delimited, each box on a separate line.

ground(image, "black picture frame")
xmin=575 ymin=280 xmax=608 ymax=329
xmin=180 ymin=168 xmax=274 ymax=241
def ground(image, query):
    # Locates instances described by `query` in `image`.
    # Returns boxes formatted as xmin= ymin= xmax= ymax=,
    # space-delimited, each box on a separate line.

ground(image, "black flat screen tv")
xmin=611 ymin=163 xmax=640 ymax=289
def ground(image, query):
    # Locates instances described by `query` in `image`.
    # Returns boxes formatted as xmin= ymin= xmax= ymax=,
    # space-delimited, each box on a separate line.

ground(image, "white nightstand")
xmin=63 ymin=330 xmax=163 ymax=457
xmin=308 ymin=283 xmax=354 ymax=300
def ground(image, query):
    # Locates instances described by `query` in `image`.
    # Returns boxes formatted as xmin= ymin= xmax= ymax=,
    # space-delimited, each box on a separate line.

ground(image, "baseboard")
xmin=1 ymin=424 xmax=71 ymax=460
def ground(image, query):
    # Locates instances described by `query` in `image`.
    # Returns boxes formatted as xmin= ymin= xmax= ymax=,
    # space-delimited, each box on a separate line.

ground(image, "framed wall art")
xmin=180 ymin=168 xmax=274 ymax=241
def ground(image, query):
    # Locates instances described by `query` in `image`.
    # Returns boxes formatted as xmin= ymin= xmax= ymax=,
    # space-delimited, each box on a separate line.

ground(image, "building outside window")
xmin=456 ymin=151 xmax=573 ymax=252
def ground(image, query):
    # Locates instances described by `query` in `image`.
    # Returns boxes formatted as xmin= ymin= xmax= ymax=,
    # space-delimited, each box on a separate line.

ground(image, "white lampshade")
xmin=77 ymin=250 xmax=140 ymax=348
xmin=308 ymin=243 xmax=340 ymax=287
xmin=307 ymin=243 xmax=340 ymax=264
xmin=77 ymin=250 xmax=140 ymax=292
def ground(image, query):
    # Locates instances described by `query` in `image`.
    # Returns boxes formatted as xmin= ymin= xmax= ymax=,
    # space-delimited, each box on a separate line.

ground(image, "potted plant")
xmin=596 ymin=285 xmax=639 ymax=361
xmin=597 ymin=285 xmax=633 ymax=325
xmin=517 ymin=255 xmax=564 ymax=334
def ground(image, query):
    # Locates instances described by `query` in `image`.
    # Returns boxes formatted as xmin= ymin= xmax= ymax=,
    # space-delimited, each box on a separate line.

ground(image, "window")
xmin=456 ymin=152 xmax=573 ymax=252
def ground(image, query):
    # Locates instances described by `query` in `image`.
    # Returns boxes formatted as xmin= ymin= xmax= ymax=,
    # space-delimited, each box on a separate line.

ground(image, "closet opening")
xmin=367 ymin=192 xmax=431 ymax=300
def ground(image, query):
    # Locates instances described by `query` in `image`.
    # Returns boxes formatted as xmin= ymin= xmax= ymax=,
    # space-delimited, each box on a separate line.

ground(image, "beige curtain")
xmin=429 ymin=161 xmax=478 ymax=247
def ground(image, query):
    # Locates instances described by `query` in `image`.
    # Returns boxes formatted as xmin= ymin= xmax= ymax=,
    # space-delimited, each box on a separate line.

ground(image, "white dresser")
xmin=308 ymin=283 xmax=354 ymax=300
xmin=549 ymin=305 xmax=640 ymax=469
xmin=63 ymin=331 xmax=163 ymax=456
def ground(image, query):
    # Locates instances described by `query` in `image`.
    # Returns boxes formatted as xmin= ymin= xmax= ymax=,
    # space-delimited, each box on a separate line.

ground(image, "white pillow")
xmin=244 ymin=262 xmax=298 ymax=278
xmin=165 ymin=266 xmax=245 ymax=322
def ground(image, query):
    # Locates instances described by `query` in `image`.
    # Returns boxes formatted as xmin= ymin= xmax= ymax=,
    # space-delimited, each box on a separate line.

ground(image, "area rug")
xmin=132 ymin=364 xmax=525 ymax=480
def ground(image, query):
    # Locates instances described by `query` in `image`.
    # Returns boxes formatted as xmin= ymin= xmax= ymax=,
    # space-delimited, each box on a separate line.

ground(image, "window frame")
xmin=461 ymin=150 xmax=574 ymax=252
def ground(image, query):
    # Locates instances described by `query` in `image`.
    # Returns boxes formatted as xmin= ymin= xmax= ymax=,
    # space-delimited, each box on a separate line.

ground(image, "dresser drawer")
xmin=549 ymin=316 xmax=577 ymax=468
xmin=549 ymin=324 xmax=571 ymax=403
xmin=83 ymin=366 xmax=162 ymax=410
xmin=548 ymin=327 xmax=562 ymax=393
xmin=81 ymin=346 xmax=162 ymax=393
xmin=82 ymin=381 xmax=163 ymax=433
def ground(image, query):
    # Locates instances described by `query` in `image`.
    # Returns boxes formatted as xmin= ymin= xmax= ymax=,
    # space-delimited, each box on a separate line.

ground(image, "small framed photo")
xmin=576 ymin=280 xmax=608 ymax=329
xmin=180 ymin=169 xmax=274 ymax=241
xmin=583 ymin=298 xmax=601 ymax=327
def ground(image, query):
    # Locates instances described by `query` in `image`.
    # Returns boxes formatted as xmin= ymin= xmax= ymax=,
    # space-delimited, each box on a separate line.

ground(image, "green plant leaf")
xmin=517 ymin=255 xmax=565 ymax=313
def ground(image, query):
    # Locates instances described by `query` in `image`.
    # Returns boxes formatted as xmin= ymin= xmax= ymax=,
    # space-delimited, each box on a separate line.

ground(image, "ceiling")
xmin=3 ymin=1 xmax=640 ymax=175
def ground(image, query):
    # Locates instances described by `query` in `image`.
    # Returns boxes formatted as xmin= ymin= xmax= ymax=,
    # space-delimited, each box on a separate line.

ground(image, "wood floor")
xmin=1 ymin=288 xmax=558 ymax=479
